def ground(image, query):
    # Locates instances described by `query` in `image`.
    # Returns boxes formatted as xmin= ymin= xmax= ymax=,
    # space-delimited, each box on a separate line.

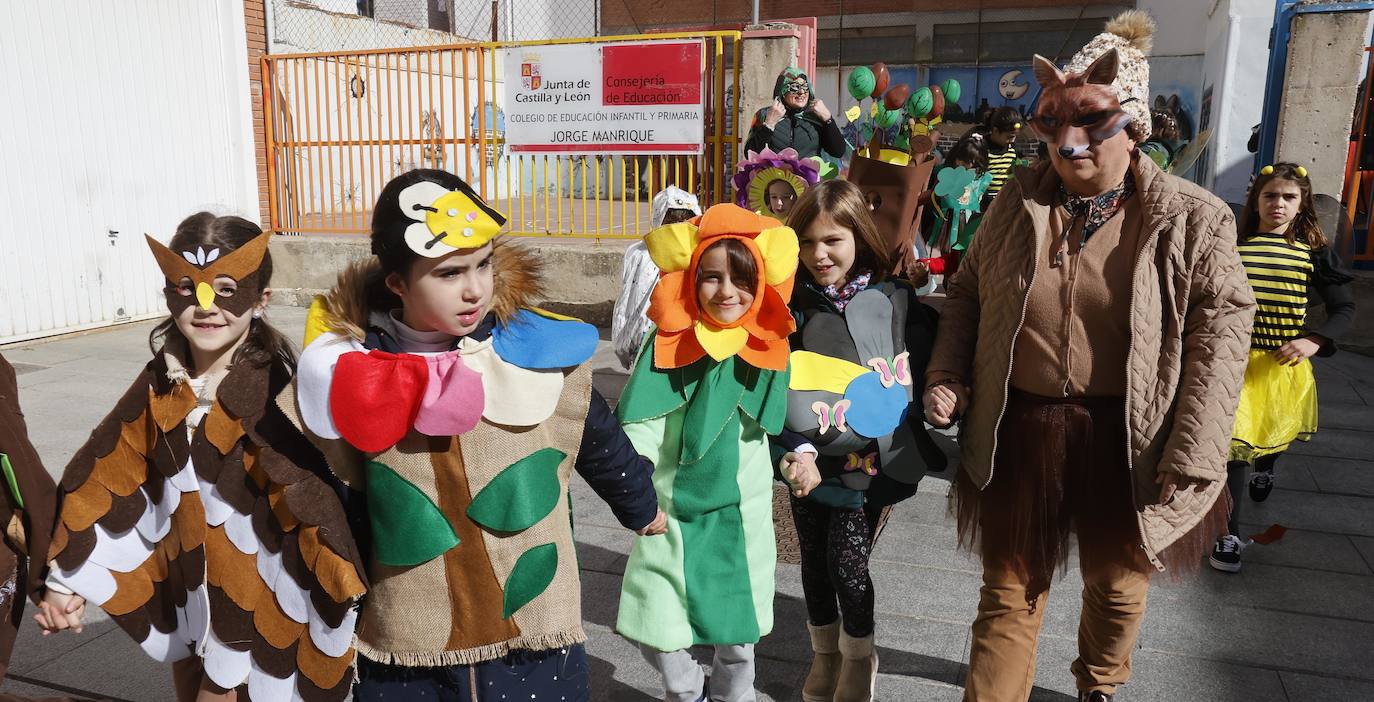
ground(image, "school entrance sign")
xmin=504 ymin=40 xmax=705 ymax=155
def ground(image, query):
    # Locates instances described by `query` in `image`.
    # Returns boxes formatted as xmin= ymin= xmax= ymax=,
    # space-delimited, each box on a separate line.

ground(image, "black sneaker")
xmin=1078 ymin=692 xmax=1114 ymax=702
xmin=1209 ymin=535 xmax=1246 ymax=573
xmin=1249 ymin=471 xmax=1275 ymax=502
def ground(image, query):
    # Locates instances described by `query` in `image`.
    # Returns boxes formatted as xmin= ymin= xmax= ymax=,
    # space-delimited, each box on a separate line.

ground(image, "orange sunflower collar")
xmin=644 ymin=203 xmax=799 ymax=371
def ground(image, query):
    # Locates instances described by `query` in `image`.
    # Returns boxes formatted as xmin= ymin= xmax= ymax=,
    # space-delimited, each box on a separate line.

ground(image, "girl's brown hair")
xmin=697 ymin=238 xmax=759 ymax=295
xmin=1240 ymin=162 xmax=1329 ymax=249
xmin=149 ymin=213 xmax=296 ymax=370
xmin=786 ymin=179 xmax=892 ymax=284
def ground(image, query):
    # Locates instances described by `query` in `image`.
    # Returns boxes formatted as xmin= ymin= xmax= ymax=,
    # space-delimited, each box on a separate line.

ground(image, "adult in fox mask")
xmin=921 ymin=12 xmax=1255 ymax=702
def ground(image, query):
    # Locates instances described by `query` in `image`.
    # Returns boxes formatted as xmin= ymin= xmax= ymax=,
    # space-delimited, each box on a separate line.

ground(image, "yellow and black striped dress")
xmin=985 ymin=145 xmax=1018 ymax=198
xmin=1231 ymin=233 xmax=1319 ymax=460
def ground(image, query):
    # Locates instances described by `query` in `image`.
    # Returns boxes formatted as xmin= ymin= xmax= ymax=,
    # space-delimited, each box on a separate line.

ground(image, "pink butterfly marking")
xmin=811 ymin=399 xmax=852 ymax=434
xmin=866 ymin=351 xmax=913 ymax=388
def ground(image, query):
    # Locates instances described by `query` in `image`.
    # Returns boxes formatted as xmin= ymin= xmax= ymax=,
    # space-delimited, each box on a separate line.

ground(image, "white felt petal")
xmin=86 ymin=523 xmax=156 ymax=573
xmin=55 ymin=562 xmax=117 ymax=606
xmin=198 ymin=479 xmax=234 ymax=527
xmin=255 ymin=546 xmax=283 ymax=595
xmin=224 ymin=511 xmax=259 ymax=556
xmin=247 ymin=660 xmax=299 ymax=702
xmin=309 ymin=603 xmax=357 ymax=658
xmin=139 ymin=626 xmax=191 ymax=663
xmin=297 ymin=334 xmax=362 ymax=440
xmin=201 ymin=629 xmax=252 ymax=690
xmin=136 ymin=479 xmax=180 ymax=542
xmin=181 ymin=585 xmax=211 ymax=650
xmin=272 ymin=568 xmax=310 ymax=624
xmin=463 ymin=346 xmax=564 ymax=426
xmin=169 ymin=459 xmax=200 ymax=493
xmin=397 ymin=180 xmax=451 ymax=222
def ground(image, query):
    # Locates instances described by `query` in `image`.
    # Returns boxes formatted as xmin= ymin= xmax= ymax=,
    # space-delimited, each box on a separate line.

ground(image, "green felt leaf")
xmin=365 ymin=460 xmax=459 ymax=567
xmin=503 ymin=542 xmax=558 ymax=619
xmin=738 ymin=366 xmax=790 ymax=434
xmin=467 ymin=447 xmax=567 ymax=532
xmin=616 ymin=340 xmax=697 ymax=423
xmin=680 ymin=357 xmax=747 ymax=465
xmin=1 ymin=453 xmax=22 ymax=509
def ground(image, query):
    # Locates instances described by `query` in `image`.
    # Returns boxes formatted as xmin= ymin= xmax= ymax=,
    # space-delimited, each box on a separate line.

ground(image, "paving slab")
xmin=2 ymin=311 xmax=1372 ymax=701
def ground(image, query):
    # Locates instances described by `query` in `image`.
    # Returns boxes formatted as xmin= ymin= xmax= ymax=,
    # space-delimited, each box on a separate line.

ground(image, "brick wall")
xmin=601 ymin=0 xmax=1089 ymax=32
xmin=245 ymin=0 xmax=270 ymax=225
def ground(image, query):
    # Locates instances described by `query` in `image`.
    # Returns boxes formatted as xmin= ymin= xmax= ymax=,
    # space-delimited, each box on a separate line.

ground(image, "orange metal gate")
xmin=261 ymin=33 xmax=742 ymax=240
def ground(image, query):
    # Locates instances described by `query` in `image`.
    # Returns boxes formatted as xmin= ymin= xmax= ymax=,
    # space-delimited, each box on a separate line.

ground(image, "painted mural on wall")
xmin=927 ymin=66 xmax=1035 ymax=122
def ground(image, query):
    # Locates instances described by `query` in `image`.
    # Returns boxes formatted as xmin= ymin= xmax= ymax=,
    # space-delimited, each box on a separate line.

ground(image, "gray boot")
xmin=801 ymin=621 xmax=842 ymax=702
xmin=833 ymin=630 xmax=877 ymax=702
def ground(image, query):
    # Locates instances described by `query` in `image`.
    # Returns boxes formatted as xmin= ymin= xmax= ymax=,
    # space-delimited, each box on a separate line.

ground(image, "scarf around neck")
xmin=822 ymin=270 xmax=872 ymax=311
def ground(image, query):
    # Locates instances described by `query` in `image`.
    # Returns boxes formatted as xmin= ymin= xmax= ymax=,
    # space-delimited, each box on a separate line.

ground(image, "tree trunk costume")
xmin=926 ymin=12 xmax=1256 ymax=701
xmin=615 ymin=205 xmax=798 ymax=655
xmin=49 ymin=233 xmax=367 ymax=701
xmin=288 ymin=169 xmax=658 ymax=702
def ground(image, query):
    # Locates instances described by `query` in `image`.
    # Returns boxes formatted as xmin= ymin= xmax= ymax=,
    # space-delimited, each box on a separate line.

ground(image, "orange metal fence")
xmin=261 ymin=33 xmax=743 ymax=239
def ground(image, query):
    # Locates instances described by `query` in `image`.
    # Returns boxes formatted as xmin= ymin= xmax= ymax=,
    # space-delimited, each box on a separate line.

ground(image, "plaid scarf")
xmin=822 ymin=271 xmax=872 ymax=311
xmin=1054 ymin=171 xmax=1136 ymax=267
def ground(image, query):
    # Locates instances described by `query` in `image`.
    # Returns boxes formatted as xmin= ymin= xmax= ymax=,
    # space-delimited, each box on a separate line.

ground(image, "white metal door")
xmin=0 ymin=0 xmax=260 ymax=344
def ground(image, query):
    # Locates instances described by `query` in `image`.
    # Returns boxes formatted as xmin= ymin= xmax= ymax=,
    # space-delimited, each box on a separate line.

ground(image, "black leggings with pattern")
xmin=789 ymin=495 xmax=886 ymax=638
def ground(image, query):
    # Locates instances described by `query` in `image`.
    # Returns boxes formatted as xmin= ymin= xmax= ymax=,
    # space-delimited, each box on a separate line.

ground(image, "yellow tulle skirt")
xmin=1230 ymin=348 xmax=1318 ymax=462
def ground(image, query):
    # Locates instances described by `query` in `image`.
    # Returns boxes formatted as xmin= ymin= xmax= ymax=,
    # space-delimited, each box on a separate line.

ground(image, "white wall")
xmin=0 ymin=1 xmax=260 ymax=344
xmin=1198 ymin=0 xmax=1274 ymax=204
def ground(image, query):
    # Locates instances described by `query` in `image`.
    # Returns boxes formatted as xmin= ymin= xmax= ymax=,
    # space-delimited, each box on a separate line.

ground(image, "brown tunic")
xmin=1010 ymin=195 xmax=1143 ymax=398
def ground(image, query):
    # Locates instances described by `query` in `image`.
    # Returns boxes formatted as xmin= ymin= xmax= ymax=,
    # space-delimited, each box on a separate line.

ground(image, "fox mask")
xmin=1029 ymin=49 xmax=1134 ymax=159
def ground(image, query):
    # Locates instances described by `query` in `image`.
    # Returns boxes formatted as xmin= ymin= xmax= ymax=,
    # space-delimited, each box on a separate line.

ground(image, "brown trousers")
xmin=959 ymin=391 xmax=1152 ymax=701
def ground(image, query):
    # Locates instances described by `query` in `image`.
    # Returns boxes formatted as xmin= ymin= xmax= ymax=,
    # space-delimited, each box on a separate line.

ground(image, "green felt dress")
xmin=615 ymin=341 xmax=789 ymax=651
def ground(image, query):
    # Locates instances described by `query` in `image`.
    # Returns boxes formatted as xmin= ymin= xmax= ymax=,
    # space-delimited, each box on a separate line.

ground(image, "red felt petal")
xmin=647 ymin=271 xmax=695 ymax=333
xmin=744 ymin=285 xmax=796 ymax=342
xmin=330 ymin=351 xmax=428 ymax=452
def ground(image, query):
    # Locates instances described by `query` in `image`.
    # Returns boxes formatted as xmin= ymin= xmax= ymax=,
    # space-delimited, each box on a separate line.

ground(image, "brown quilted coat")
xmin=928 ymin=155 xmax=1256 ymax=570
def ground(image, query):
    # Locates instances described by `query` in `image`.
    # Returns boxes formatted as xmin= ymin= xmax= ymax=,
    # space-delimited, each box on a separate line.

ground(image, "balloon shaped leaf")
xmin=847 ymin=67 xmax=875 ymax=101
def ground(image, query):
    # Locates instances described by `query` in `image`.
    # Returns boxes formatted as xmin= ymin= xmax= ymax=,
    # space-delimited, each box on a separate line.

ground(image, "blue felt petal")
xmin=492 ymin=309 xmax=599 ymax=369
xmin=842 ymin=372 xmax=909 ymax=438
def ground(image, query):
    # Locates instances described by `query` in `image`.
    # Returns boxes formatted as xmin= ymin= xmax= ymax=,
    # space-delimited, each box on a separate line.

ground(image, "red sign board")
xmin=601 ymin=43 xmax=703 ymax=107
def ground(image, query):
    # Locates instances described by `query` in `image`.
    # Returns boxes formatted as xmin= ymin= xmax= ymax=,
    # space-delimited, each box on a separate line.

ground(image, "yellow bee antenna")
xmin=1260 ymin=165 xmax=1275 ymax=175
xmin=1295 ymin=165 xmax=1308 ymax=178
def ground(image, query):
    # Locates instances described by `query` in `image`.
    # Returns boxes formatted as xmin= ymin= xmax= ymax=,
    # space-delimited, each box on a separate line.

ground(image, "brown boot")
xmin=801 ymin=621 xmax=842 ymax=702
xmin=833 ymin=630 xmax=877 ymax=702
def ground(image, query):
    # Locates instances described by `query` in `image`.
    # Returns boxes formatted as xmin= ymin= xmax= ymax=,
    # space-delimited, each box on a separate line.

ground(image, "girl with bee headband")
xmin=1209 ymin=163 xmax=1357 ymax=574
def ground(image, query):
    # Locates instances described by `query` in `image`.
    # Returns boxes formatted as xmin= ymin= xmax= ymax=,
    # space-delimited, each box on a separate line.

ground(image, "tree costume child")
xmin=43 ymin=216 xmax=367 ymax=701
xmin=289 ymin=169 xmax=662 ymax=702
xmin=616 ymin=204 xmax=801 ymax=702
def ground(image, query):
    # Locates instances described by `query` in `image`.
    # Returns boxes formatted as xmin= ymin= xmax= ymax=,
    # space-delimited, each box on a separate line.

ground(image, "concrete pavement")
xmin=1 ymin=305 xmax=1371 ymax=701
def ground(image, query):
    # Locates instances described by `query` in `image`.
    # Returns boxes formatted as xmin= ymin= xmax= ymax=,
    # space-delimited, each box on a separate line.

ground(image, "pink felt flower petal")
xmin=413 ymin=351 xmax=485 ymax=437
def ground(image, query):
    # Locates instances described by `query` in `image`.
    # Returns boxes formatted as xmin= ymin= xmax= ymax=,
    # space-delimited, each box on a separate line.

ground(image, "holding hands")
xmin=35 ymin=589 xmax=86 ymax=636
xmin=923 ymin=380 xmax=969 ymax=428
xmin=636 ymin=509 xmax=669 ymax=536
xmin=780 ymin=450 xmax=821 ymax=498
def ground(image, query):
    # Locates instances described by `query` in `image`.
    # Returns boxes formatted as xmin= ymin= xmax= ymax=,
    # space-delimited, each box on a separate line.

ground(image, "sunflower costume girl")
xmin=616 ymin=204 xmax=802 ymax=699
xmin=731 ymin=147 xmax=821 ymax=221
